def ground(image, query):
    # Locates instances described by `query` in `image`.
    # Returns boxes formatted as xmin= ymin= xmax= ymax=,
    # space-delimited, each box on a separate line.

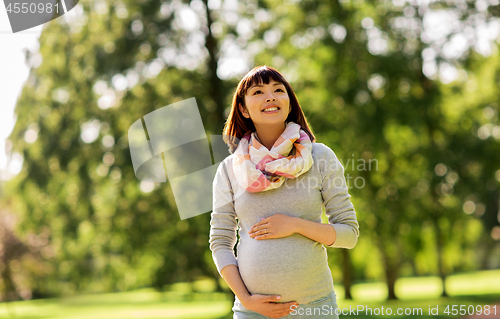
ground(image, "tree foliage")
xmin=1 ymin=0 xmax=499 ymax=300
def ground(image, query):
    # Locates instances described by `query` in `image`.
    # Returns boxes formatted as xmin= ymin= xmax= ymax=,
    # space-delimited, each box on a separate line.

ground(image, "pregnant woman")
xmin=209 ymin=66 xmax=359 ymax=319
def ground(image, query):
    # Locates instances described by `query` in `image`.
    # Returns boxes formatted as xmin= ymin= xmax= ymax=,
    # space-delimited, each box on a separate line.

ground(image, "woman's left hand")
xmin=248 ymin=213 xmax=297 ymax=240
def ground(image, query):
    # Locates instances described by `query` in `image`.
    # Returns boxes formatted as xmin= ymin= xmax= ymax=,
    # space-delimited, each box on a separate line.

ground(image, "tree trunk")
xmin=435 ymin=224 xmax=448 ymax=297
xmin=376 ymin=237 xmax=400 ymax=300
xmin=385 ymin=261 xmax=398 ymax=300
xmin=202 ymin=0 xmax=225 ymax=133
xmin=341 ymin=249 xmax=353 ymax=299
xmin=480 ymin=238 xmax=495 ymax=270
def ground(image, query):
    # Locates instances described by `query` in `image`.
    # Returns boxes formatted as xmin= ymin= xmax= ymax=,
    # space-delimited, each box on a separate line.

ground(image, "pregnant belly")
xmin=236 ymin=233 xmax=329 ymax=301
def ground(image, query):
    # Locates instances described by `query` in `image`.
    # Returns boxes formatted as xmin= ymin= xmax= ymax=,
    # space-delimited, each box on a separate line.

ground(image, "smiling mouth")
xmin=262 ymin=106 xmax=280 ymax=112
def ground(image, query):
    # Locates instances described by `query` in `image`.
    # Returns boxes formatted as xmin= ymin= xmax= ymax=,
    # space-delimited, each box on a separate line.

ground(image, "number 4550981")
xmin=444 ymin=304 xmax=496 ymax=316
xmin=6 ymin=2 xmax=59 ymax=14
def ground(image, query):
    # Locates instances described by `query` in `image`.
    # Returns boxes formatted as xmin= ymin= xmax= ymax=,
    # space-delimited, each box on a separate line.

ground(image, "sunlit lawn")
xmin=1 ymin=270 xmax=499 ymax=319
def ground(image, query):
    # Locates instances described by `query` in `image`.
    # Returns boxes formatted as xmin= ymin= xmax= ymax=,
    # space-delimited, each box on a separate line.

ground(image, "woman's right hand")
xmin=240 ymin=294 xmax=299 ymax=318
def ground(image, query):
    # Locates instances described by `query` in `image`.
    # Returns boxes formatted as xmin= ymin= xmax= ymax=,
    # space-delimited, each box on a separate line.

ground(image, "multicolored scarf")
xmin=232 ymin=122 xmax=314 ymax=193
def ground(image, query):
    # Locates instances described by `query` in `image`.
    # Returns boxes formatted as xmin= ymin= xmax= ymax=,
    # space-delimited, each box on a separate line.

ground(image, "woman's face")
xmin=239 ymin=80 xmax=291 ymax=127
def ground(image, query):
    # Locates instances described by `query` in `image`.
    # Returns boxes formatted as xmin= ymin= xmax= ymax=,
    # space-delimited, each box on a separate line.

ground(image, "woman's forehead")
xmin=247 ymin=79 xmax=284 ymax=89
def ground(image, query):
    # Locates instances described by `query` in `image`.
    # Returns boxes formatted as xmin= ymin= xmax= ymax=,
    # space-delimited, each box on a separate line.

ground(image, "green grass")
xmin=336 ymin=295 xmax=500 ymax=319
xmin=0 ymin=289 xmax=233 ymax=319
xmin=0 ymin=270 xmax=499 ymax=319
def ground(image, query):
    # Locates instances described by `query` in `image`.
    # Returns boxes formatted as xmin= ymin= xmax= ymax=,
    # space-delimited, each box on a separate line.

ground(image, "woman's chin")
xmin=253 ymin=118 xmax=288 ymax=127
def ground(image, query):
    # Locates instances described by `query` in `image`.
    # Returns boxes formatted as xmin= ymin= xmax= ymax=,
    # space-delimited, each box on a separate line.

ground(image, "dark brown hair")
xmin=223 ymin=65 xmax=316 ymax=153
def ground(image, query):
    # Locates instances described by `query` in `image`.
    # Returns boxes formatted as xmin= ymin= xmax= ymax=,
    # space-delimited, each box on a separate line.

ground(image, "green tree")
xmin=3 ymin=0 xmax=235 ymax=296
xmin=3 ymin=0 xmax=499 ymax=302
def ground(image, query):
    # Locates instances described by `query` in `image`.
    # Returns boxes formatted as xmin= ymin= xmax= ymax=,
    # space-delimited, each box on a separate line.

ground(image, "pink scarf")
xmin=232 ymin=122 xmax=314 ymax=193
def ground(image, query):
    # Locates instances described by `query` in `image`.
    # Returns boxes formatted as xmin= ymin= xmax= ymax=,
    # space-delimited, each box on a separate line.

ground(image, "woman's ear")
xmin=239 ymin=103 xmax=250 ymax=118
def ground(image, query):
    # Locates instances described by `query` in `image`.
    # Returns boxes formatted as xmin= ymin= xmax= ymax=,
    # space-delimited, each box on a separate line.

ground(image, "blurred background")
xmin=1 ymin=0 xmax=500 ymax=318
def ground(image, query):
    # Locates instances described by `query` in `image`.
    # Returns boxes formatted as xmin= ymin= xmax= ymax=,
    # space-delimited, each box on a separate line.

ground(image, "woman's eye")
xmin=253 ymin=90 xmax=262 ymax=95
xmin=275 ymin=88 xmax=284 ymax=92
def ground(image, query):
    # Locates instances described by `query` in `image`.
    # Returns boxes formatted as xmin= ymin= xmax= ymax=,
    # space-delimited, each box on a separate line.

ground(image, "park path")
xmin=462 ymin=303 xmax=500 ymax=318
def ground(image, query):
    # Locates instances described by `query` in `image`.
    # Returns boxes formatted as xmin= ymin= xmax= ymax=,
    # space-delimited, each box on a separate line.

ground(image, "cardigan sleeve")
xmin=318 ymin=144 xmax=360 ymax=249
xmin=209 ymin=160 xmax=239 ymax=276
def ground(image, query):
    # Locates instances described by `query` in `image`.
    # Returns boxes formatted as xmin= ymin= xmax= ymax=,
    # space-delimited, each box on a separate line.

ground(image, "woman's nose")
xmin=266 ymin=95 xmax=276 ymax=102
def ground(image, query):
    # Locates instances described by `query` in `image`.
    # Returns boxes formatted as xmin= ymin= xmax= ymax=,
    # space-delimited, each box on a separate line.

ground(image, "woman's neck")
xmin=254 ymin=123 xmax=286 ymax=150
